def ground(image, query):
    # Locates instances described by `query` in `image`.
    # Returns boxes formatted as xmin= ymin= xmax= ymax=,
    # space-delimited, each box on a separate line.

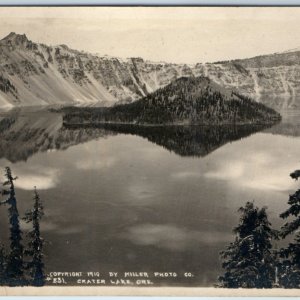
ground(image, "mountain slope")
xmin=0 ymin=32 xmax=194 ymax=107
xmin=1 ymin=32 xmax=300 ymax=110
xmin=63 ymin=77 xmax=281 ymax=125
xmin=194 ymin=50 xmax=300 ymax=109
xmin=0 ymin=32 xmax=117 ymax=107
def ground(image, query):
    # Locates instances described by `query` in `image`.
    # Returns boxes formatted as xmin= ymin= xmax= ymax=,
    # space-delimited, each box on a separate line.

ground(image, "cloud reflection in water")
xmin=123 ymin=223 xmax=233 ymax=251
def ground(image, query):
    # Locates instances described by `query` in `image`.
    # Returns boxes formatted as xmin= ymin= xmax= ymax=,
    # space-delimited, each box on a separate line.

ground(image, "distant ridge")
xmin=1 ymin=32 xmax=300 ymax=109
xmin=280 ymin=47 xmax=300 ymax=54
xmin=0 ymin=32 xmax=197 ymax=108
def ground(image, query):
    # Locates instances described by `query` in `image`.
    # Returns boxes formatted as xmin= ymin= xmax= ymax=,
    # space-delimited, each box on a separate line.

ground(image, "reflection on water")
xmin=0 ymin=107 xmax=299 ymax=286
xmin=65 ymin=123 xmax=274 ymax=158
xmin=0 ymin=108 xmax=114 ymax=162
xmin=0 ymin=108 xmax=273 ymax=161
xmin=265 ymin=109 xmax=300 ymax=137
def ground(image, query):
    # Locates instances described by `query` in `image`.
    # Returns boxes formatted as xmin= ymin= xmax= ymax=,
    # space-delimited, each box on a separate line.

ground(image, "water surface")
xmin=0 ymin=107 xmax=299 ymax=286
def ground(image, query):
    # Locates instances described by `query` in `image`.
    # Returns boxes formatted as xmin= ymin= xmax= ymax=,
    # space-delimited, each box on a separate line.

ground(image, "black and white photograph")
xmin=0 ymin=6 xmax=300 ymax=295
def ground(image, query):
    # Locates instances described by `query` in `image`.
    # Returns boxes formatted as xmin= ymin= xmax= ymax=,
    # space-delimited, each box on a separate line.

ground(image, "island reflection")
xmin=0 ymin=108 xmax=276 ymax=162
xmin=63 ymin=123 xmax=274 ymax=158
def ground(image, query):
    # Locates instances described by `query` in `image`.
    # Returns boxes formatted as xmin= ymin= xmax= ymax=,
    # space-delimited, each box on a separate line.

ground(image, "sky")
xmin=1 ymin=7 xmax=300 ymax=64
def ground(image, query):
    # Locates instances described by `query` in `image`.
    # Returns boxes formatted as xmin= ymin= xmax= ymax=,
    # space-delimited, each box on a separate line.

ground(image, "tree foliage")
xmin=0 ymin=245 xmax=6 ymax=285
xmin=23 ymin=187 xmax=45 ymax=286
xmin=0 ymin=167 xmax=45 ymax=286
xmin=280 ymin=173 xmax=300 ymax=238
xmin=63 ymin=76 xmax=281 ymax=126
xmin=277 ymin=233 xmax=300 ymax=288
xmin=219 ymin=202 xmax=277 ymax=288
xmin=277 ymin=170 xmax=300 ymax=288
xmin=0 ymin=167 xmax=24 ymax=285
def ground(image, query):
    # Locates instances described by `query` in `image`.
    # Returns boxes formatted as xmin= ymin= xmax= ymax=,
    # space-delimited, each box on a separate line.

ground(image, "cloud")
xmin=128 ymin=183 xmax=154 ymax=201
xmin=203 ymin=151 xmax=296 ymax=192
xmin=123 ymin=224 xmax=232 ymax=251
xmin=245 ymin=173 xmax=294 ymax=192
xmin=20 ymin=219 xmax=58 ymax=232
xmin=14 ymin=168 xmax=60 ymax=190
xmin=75 ymin=157 xmax=116 ymax=170
xmin=204 ymin=162 xmax=245 ymax=181
xmin=171 ymin=171 xmax=202 ymax=179
xmin=58 ymin=226 xmax=84 ymax=235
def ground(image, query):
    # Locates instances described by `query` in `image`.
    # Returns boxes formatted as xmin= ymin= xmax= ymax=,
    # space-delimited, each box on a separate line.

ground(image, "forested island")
xmin=62 ymin=76 xmax=281 ymax=126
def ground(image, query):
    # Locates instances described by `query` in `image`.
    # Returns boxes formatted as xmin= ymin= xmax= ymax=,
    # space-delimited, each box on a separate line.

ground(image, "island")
xmin=62 ymin=76 xmax=281 ymax=126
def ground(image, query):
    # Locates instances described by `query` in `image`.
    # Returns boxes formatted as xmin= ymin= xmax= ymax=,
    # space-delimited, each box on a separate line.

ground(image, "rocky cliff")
xmin=1 ymin=32 xmax=300 ymax=110
xmin=194 ymin=51 xmax=300 ymax=110
xmin=0 ymin=32 xmax=194 ymax=108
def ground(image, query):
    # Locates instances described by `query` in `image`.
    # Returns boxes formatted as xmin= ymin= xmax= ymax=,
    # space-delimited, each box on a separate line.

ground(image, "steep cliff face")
xmin=0 ymin=32 xmax=194 ymax=108
xmin=128 ymin=54 xmax=300 ymax=110
xmin=0 ymin=32 xmax=118 ymax=107
xmin=1 ymin=32 xmax=300 ymax=110
xmin=195 ymin=51 xmax=300 ymax=110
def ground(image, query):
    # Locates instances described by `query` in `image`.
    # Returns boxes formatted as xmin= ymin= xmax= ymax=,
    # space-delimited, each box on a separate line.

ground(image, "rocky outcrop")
xmin=193 ymin=63 xmax=300 ymax=110
xmin=0 ymin=32 xmax=194 ymax=108
xmin=1 ymin=32 xmax=300 ymax=110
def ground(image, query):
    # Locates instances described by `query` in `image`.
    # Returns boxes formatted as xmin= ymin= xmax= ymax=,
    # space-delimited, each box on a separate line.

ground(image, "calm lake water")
xmin=0 ymin=107 xmax=299 ymax=286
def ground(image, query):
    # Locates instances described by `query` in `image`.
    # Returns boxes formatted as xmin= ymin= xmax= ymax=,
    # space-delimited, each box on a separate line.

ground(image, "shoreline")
xmin=63 ymin=119 xmax=282 ymax=128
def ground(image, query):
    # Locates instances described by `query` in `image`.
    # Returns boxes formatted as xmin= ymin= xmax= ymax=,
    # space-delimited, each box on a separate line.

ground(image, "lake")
xmin=0 ymin=106 xmax=299 ymax=286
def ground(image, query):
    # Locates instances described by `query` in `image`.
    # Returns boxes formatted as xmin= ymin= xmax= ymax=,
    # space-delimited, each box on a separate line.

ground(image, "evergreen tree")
xmin=23 ymin=187 xmax=45 ymax=286
xmin=0 ymin=167 xmax=24 ymax=285
xmin=277 ymin=233 xmax=300 ymax=288
xmin=277 ymin=170 xmax=300 ymax=287
xmin=218 ymin=202 xmax=277 ymax=288
xmin=0 ymin=245 xmax=6 ymax=285
xmin=280 ymin=171 xmax=300 ymax=238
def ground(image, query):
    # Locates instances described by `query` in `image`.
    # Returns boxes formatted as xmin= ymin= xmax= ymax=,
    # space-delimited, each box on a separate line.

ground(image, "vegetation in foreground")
xmin=219 ymin=169 xmax=300 ymax=288
xmin=1 ymin=164 xmax=300 ymax=288
xmin=0 ymin=167 xmax=45 ymax=286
